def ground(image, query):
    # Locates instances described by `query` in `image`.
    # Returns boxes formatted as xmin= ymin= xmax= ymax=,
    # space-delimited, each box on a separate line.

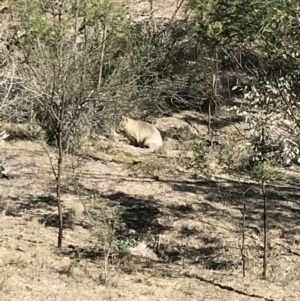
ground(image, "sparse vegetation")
xmin=1 ymin=0 xmax=300 ymax=300
xmin=188 ymin=140 xmax=209 ymax=171
xmin=88 ymin=195 xmax=125 ymax=286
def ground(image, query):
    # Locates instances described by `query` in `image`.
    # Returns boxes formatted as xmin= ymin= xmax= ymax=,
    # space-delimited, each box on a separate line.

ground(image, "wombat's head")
xmin=116 ymin=116 xmax=128 ymax=134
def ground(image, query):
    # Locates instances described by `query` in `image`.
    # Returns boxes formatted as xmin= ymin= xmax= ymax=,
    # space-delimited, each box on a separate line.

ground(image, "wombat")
xmin=117 ymin=116 xmax=163 ymax=150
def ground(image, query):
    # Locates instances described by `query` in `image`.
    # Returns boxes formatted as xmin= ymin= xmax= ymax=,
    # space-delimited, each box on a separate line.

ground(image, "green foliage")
xmin=218 ymin=129 xmax=251 ymax=170
xmin=186 ymin=0 xmax=220 ymax=42
xmin=219 ymin=147 xmax=235 ymax=168
xmin=188 ymin=0 xmax=300 ymax=46
xmin=9 ymin=0 xmax=139 ymax=148
xmin=231 ymin=72 xmax=300 ymax=165
xmin=209 ymin=0 xmax=270 ymax=44
xmin=115 ymin=238 xmax=137 ymax=252
xmin=6 ymin=0 xmax=300 ymax=152
xmin=251 ymin=159 xmax=279 ymax=183
xmin=189 ymin=140 xmax=209 ymax=171
xmin=188 ymin=0 xmax=300 ymax=79
xmin=89 ymin=196 xmax=125 ymax=254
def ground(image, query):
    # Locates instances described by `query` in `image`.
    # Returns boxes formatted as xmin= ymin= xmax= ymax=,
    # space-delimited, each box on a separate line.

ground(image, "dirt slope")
xmin=1 ymin=131 xmax=300 ymax=301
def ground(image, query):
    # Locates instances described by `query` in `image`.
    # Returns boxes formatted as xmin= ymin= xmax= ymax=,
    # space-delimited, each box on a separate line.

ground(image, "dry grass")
xmin=114 ymin=0 xmax=187 ymax=20
xmin=1 ymin=110 xmax=300 ymax=301
xmin=1 ymin=1 xmax=300 ymax=299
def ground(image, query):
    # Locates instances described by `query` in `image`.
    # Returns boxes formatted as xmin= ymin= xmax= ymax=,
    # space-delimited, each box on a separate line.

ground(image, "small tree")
xmin=189 ymin=0 xmax=300 ymax=278
xmin=10 ymin=0 xmax=133 ymax=248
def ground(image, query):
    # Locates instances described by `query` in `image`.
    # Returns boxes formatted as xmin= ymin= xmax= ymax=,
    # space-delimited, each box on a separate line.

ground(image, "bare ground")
xmin=1 ymin=111 xmax=300 ymax=301
xmin=1 ymin=1 xmax=300 ymax=300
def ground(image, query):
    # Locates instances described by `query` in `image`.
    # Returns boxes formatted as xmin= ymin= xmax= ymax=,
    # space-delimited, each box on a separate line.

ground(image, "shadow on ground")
xmin=57 ymin=183 xmax=231 ymax=270
xmin=166 ymin=175 xmax=300 ymax=230
xmin=181 ymin=114 xmax=245 ymax=131
xmin=3 ymin=166 xmax=300 ymax=275
xmin=3 ymin=194 xmax=76 ymax=229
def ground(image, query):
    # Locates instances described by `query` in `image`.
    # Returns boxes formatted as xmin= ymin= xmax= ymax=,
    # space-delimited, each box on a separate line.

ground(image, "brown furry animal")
xmin=117 ymin=116 xmax=163 ymax=150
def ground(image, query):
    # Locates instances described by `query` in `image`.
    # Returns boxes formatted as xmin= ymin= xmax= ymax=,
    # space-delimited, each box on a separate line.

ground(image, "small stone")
xmin=16 ymin=245 xmax=27 ymax=252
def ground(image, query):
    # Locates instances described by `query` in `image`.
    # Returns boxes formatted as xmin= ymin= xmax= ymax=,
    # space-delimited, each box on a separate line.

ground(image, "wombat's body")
xmin=118 ymin=116 xmax=163 ymax=150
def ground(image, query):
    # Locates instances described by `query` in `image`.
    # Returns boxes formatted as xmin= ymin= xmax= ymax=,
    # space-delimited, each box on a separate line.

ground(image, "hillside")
xmin=1 ymin=0 xmax=300 ymax=301
xmin=1 ymin=110 xmax=300 ymax=301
